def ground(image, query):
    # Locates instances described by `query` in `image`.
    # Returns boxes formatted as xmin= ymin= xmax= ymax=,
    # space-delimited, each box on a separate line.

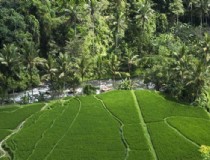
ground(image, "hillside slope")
xmin=0 ymin=90 xmax=209 ymax=160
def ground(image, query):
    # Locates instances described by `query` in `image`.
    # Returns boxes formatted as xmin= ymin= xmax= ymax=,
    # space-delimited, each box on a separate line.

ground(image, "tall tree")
xmin=125 ymin=0 xmax=154 ymax=56
xmin=106 ymin=53 xmax=121 ymax=86
xmin=0 ymin=7 xmax=29 ymax=48
xmin=123 ymin=48 xmax=139 ymax=76
xmin=194 ymin=0 xmax=210 ymax=27
xmin=56 ymin=52 xmax=75 ymax=93
xmin=94 ymin=54 xmax=106 ymax=86
xmin=22 ymin=42 xmax=46 ymax=98
xmin=0 ymin=44 xmax=21 ymax=101
xmin=169 ymin=0 xmax=184 ymax=24
xmin=108 ymin=0 xmax=127 ymax=53
xmin=74 ymin=54 xmax=92 ymax=83
xmin=42 ymin=55 xmax=58 ymax=93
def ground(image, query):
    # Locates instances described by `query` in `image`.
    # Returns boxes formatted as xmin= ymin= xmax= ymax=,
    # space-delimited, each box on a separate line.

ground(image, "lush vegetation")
xmin=0 ymin=103 xmax=44 ymax=142
xmin=0 ymin=90 xmax=209 ymax=160
xmin=199 ymin=145 xmax=210 ymax=160
xmin=134 ymin=90 xmax=209 ymax=123
xmin=167 ymin=117 xmax=210 ymax=146
xmin=134 ymin=90 xmax=210 ymax=160
xmin=0 ymin=0 xmax=210 ymax=110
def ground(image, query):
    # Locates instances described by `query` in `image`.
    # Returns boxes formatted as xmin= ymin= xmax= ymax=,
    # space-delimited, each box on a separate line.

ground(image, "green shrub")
xmin=194 ymin=88 xmax=210 ymax=112
xmin=118 ymin=78 xmax=133 ymax=90
xmin=199 ymin=145 xmax=210 ymax=160
xmin=83 ymin=84 xmax=96 ymax=95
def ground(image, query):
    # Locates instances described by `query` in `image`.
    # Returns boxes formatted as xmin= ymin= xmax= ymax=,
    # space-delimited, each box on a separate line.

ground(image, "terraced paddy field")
xmin=0 ymin=90 xmax=210 ymax=160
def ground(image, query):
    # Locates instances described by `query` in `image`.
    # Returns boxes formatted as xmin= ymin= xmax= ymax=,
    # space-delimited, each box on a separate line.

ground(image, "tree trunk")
xmin=142 ymin=18 xmax=145 ymax=32
xmin=50 ymin=73 xmax=54 ymax=98
xmin=13 ymin=89 xmax=15 ymax=103
xmin=30 ymin=68 xmax=33 ymax=103
xmin=128 ymin=63 xmax=131 ymax=76
xmin=177 ymin=14 xmax=179 ymax=25
xmin=63 ymin=81 xmax=66 ymax=96
xmin=112 ymin=73 xmax=116 ymax=88
xmin=115 ymin=30 xmax=119 ymax=51
xmin=5 ymin=77 xmax=9 ymax=103
xmin=205 ymin=15 xmax=208 ymax=25
xmin=74 ymin=21 xmax=77 ymax=37
xmin=201 ymin=12 xmax=203 ymax=28
xmin=90 ymin=0 xmax=95 ymax=55
xmin=191 ymin=11 xmax=193 ymax=24
xmin=98 ymin=74 xmax=101 ymax=89
xmin=82 ymin=73 xmax=84 ymax=83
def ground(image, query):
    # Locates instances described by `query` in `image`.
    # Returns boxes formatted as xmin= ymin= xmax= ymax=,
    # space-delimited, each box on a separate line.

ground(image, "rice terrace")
xmin=0 ymin=90 xmax=209 ymax=160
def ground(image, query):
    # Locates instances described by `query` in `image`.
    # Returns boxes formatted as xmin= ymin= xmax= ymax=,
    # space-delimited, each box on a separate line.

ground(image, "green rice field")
xmin=0 ymin=90 xmax=209 ymax=160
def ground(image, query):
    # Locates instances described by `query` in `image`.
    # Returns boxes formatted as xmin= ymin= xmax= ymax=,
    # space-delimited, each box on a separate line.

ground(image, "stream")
xmin=8 ymin=78 xmax=155 ymax=104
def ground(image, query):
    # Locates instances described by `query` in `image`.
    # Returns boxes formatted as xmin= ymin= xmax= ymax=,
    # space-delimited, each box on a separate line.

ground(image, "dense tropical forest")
xmin=0 ymin=0 xmax=210 ymax=110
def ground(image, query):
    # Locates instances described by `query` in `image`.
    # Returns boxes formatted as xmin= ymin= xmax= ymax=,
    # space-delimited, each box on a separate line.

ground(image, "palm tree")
xmin=22 ymin=42 xmax=46 ymax=98
xmin=0 ymin=44 xmax=21 ymax=101
xmin=106 ymin=53 xmax=121 ymax=87
xmin=135 ymin=0 xmax=154 ymax=54
xmin=0 ymin=73 xmax=7 ymax=104
xmin=94 ymin=54 xmax=106 ymax=87
xmin=74 ymin=54 xmax=92 ymax=83
xmin=62 ymin=1 xmax=86 ymax=37
xmin=42 ymin=55 xmax=58 ymax=93
xmin=187 ymin=0 xmax=199 ymax=24
xmin=195 ymin=0 xmax=210 ymax=27
xmin=123 ymin=48 xmax=139 ymax=76
xmin=203 ymin=33 xmax=210 ymax=66
xmin=56 ymin=52 xmax=72 ymax=93
xmin=169 ymin=0 xmax=184 ymax=24
xmin=136 ymin=0 xmax=154 ymax=32
xmin=114 ymin=2 xmax=127 ymax=51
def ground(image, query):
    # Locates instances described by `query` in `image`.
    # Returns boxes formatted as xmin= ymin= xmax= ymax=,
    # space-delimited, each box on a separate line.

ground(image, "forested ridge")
xmin=0 ymin=0 xmax=210 ymax=110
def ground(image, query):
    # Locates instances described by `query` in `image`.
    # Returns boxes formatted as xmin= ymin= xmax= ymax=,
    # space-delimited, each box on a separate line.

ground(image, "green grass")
xmin=128 ymin=150 xmax=154 ymax=160
xmin=5 ymin=102 xmax=67 ymax=160
xmin=0 ymin=90 xmax=210 ymax=160
xmin=134 ymin=90 xmax=210 ymax=160
xmin=124 ymin=124 xmax=148 ymax=150
xmin=0 ymin=103 xmax=44 ymax=143
xmin=98 ymin=90 xmax=140 ymax=124
xmin=0 ymin=130 xmax=11 ymax=141
xmin=167 ymin=117 xmax=210 ymax=146
xmin=0 ymin=104 xmax=20 ymax=111
xmin=0 ymin=107 xmax=18 ymax=112
xmin=0 ymin=103 xmax=44 ymax=159
xmin=124 ymin=124 xmax=154 ymax=160
xmin=46 ymin=96 xmax=125 ymax=160
xmin=147 ymin=121 xmax=201 ymax=160
xmin=0 ymin=103 xmax=44 ymax=129
xmin=98 ymin=91 xmax=154 ymax=159
xmin=134 ymin=90 xmax=209 ymax=123
xmin=24 ymin=99 xmax=81 ymax=160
